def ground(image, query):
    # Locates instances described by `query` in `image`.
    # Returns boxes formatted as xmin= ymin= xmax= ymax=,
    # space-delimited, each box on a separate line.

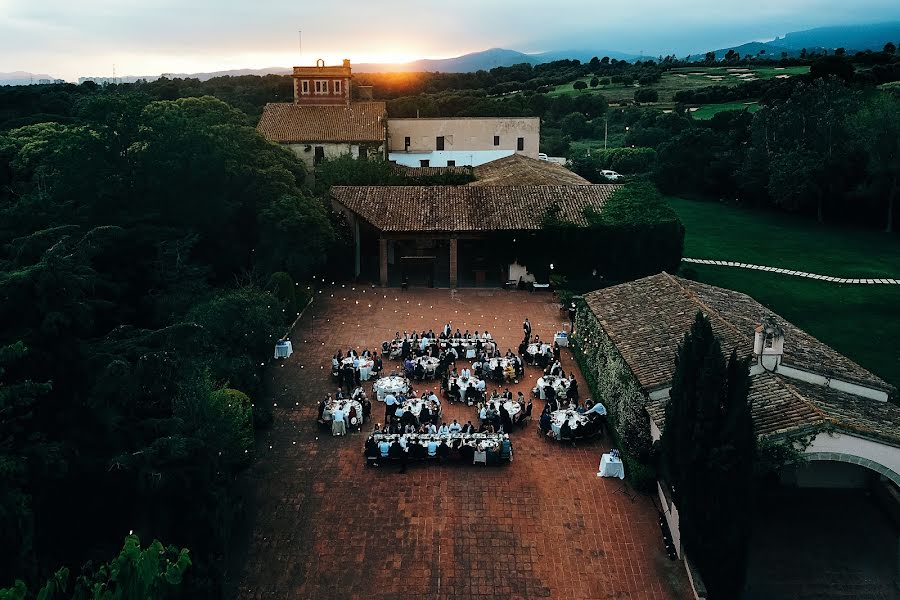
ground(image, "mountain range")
xmin=5 ymin=22 xmax=899 ymax=85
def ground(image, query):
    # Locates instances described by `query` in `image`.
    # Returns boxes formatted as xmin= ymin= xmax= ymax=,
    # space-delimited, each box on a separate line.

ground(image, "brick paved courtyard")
xmin=231 ymin=287 xmax=690 ymax=600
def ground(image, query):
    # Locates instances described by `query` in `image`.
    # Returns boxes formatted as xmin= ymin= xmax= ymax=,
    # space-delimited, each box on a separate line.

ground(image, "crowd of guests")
xmin=331 ymin=347 xmax=383 ymax=391
xmin=477 ymin=390 xmax=532 ymax=432
xmin=382 ymin=387 xmax=442 ymax=429
xmin=364 ymin=430 xmax=513 ymax=470
xmin=538 ymin=399 xmax=608 ymax=443
xmin=317 ymin=386 xmax=373 ymax=435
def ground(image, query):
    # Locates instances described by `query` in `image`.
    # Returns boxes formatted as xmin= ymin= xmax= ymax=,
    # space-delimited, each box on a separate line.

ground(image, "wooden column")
xmin=449 ymin=237 xmax=458 ymax=289
xmin=379 ymin=237 xmax=388 ymax=287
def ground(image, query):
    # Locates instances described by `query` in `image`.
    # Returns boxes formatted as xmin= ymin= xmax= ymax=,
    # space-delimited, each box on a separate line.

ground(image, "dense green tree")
xmin=662 ymin=312 xmax=755 ymax=600
xmin=589 ymin=77 xmax=600 ymax=87
xmin=848 ymin=93 xmax=900 ymax=232
xmin=573 ymin=80 xmax=588 ymax=91
xmin=560 ymin=112 xmax=590 ymax=138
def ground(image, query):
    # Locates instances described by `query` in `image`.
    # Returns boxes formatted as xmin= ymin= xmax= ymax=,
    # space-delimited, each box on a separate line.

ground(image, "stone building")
xmin=575 ymin=272 xmax=899 ymax=598
xmin=257 ymin=59 xmax=386 ymax=169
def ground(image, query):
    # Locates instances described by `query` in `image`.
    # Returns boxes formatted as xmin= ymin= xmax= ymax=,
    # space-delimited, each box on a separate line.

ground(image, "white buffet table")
xmin=598 ymin=453 xmax=625 ymax=479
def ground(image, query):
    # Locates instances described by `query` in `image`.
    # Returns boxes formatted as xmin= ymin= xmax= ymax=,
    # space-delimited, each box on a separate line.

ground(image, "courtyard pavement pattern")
xmin=233 ymin=287 xmax=690 ymax=600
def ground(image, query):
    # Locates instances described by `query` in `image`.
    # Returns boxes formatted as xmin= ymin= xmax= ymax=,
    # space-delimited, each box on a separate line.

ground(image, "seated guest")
xmin=364 ymin=437 xmax=379 ymax=464
xmin=559 ymin=419 xmax=572 ymax=442
xmin=379 ymin=438 xmax=391 ymax=459
xmin=411 ymin=441 xmax=428 ymax=460
xmin=426 ymin=422 xmax=437 ymax=434
xmin=419 ymin=404 xmax=431 ymax=424
xmin=414 ymin=362 xmax=426 ymax=381
xmin=437 ymin=440 xmax=451 ymax=461
xmin=372 ymin=355 xmax=383 ymax=373
xmin=389 ymin=439 xmax=404 ymax=459
xmin=449 ymin=419 xmax=462 ymax=433
xmin=460 ymin=367 xmax=471 ymax=379
xmin=462 ymin=420 xmax=475 ymax=434
xmin=479 ymin=404 xmax=488 ymax=423
xmin=567 ymin=377 xmax=579 ymax=402
xmin=427 ymin=438 xmax=439 ymax=458
xmin=394 ymin=404 xmax=405 ymax=421
xmin=539 ymin=408 xmax=552 ymax=434
xmin=438 ymin=422 xmax=450 ymax=435
xmin=318 ymin=395 xmax=329 ymax=420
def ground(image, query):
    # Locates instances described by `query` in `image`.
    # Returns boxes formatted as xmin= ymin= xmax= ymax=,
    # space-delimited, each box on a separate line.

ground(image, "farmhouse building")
xmin=257 ymin=59 xmax=386 ymax=169
xmin=576 ymin=272 xmax=899 ymax=596
xmin=387 ymin=116 xmax=540 ymax=167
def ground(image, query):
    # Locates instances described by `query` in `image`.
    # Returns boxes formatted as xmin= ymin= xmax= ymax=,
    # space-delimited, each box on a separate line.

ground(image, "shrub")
xmin=208 ymin=388 xmax=255 ymax=456
xmin=592 ymin=147 xmax=657 ymax=174
xmin=634 ymin=88 xmax=659 ymax=103
xmin=573 ymin=80 xmax=588 ymax=91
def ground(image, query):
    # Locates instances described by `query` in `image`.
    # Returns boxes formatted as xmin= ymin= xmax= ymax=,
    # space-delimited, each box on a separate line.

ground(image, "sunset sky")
xmin=2 ymin=0 xmax=899 ymax=80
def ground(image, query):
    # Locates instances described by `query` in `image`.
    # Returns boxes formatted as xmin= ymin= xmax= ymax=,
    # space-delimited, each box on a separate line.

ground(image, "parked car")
xmin=601 ymin=169 xmax=624 ymax=181
xmin=538 ymin=153 xmax=549 ymax=161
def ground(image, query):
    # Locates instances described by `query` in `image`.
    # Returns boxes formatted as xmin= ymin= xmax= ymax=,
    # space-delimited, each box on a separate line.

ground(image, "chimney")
xmin=356 ymin=85 xmax=374 ymax=100
xmin=343 ymin=58 xmax=351 ymax=68
xmin=753 ymin=316 xmax=784 ymax=371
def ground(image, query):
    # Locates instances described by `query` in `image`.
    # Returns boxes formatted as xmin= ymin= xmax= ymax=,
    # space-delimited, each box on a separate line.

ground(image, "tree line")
xmin=0 ymin=93 xmax=343 ymax=596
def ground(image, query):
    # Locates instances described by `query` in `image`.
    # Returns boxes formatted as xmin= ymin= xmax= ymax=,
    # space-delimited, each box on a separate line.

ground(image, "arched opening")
xmin=743 ymin=457 xmax=899 ymax=599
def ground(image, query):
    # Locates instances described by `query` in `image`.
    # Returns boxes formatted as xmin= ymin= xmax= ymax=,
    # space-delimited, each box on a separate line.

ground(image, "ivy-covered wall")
xmin=572 ymin=301 xmax=653 ymax=460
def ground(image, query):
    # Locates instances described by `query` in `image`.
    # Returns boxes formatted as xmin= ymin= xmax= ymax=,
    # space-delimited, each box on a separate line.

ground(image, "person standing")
xmin=523 ymin=317 xmax=532 ymax=342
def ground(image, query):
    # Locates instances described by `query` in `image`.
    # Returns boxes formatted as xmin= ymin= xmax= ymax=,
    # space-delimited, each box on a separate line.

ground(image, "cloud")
xmin=1 ymin=0 xmax=899 ymax=79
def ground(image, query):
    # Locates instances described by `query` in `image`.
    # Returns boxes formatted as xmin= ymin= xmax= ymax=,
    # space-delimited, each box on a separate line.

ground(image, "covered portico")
xmin=332 ymin=184 xmax=617 ymax=288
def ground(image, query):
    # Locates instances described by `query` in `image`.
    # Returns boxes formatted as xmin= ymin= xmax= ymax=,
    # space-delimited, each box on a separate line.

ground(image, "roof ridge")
xmin=781 ymin=377 xmax=900 ymax=444
xmin=661 ymin=272 xmax=751 ymax=348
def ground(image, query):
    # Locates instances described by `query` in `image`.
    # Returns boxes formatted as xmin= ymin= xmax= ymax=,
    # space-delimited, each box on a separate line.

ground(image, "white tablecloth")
xmin=373 ymin=375 xmax=409 ymax=401
xmin=536 ymin=376 xmax=570 ymax=400
xmin=599 ymin=454 xmax=625 ymax=479
xmin=274 ymin=341 xmax=293 ymax=358
xmin=400 ymin=397 xmax=441 ymax=418
xmin=554 ymin=332 xmax=569 ymax=347
xmin=550 ymin=410 xmax=588 ymax=437
xmin=415 ymin=356 xmax=441 ymax=374
xmin=323 ymin=399 xmax=363 ymax=425
xmin=485 ymin=399 xmax=522 ymax=419
xmin=450 ymin=376 xmax=480 ymax=403
xmin=342 ymin=356 xmax=374 ymax=381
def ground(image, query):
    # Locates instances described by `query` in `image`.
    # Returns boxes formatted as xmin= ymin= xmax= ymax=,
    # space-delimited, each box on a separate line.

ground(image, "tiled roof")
xmin=583 ymin=272 xmax=892 ymax=394
xmin=390 ymin=164 xmax=473 ymax=178
xmin=469 ymin=154 xmax=590 ymax=186
xmin=647 ymin=373 xmax=900 ymax=447
xmin=331 ymin=185 xmax=617 ymax=233
xmin=257 ymin=102 xmax=386 ymax=143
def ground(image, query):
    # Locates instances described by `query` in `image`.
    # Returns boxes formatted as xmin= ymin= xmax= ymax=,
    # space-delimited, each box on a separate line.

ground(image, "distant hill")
xmin=352 ymin=47 xmax=639 ymax=73
xmin=0 ymin=71 xmax=58 ymax=85
xmin=707 ymin=22 xmax=900 ymax=59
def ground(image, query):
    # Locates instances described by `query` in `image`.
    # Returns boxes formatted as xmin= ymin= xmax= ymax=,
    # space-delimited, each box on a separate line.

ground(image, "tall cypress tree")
xmin=662 ymin=311 xmax=755 ymax=599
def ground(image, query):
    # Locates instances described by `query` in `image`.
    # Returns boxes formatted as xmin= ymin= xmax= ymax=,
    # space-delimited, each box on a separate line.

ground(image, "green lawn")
xmin=690 ymin=102 xmax=760 ymax=119
xmin=684 ymin=264 xmax=900 ymax=392
xmin=668 ymin=197 xmax=900 ymax=278
xmin=548 ymin=66 xmax=809 ymax=104
xmin=667 ymin=196 xmax=900 ymax=391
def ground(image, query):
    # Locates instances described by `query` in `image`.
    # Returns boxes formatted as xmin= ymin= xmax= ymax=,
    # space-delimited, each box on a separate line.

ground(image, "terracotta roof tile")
xmin=469 ymin=154 xmax=590 ymax=186
xmin=331 ymin=185 xmax=617 ymax=233
xmin=390 ymin=164 xmax=473 ymax=178
xmin=583 ymin=272 xmax=892 ymax=393
xmin=257 ymin=102 xmax=386 ymax=143
xmin=647 ymin=373 xmax=900 ymax=447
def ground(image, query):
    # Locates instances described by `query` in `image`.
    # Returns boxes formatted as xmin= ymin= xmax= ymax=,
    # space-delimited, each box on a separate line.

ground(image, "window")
xmin=315 ymin=80 xmax=327 ymax=94
xmin=334 ymin=80 xmax=342 ymax=94
xmin=420 ymin=159 xmax=430 ymax=167
xmin=314 ymin=146 xmax=325 ymax=165
xmin=517 ymin=137 xmax=524 ymax=151
xmin=358 ymin=146 xmax=368 ymax=159
xmin=493 ymin=135 xmax=500 ymax=146
xmin=447 ymin=160 xmax=456 ymax=167
xmin=301 ymin=80 xmax=309 ymax=94
xmin=436 ymin=136 xmax=445 ymax=151
xmin=404 ymin=136 xmax=411 ymax=150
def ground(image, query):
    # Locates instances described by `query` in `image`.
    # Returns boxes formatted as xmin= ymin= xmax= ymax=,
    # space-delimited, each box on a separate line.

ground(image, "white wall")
xmin=389 ymin=150 xmax=514 ymax=167
xmin=802 ymin=431 xmax=900 ymax=486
